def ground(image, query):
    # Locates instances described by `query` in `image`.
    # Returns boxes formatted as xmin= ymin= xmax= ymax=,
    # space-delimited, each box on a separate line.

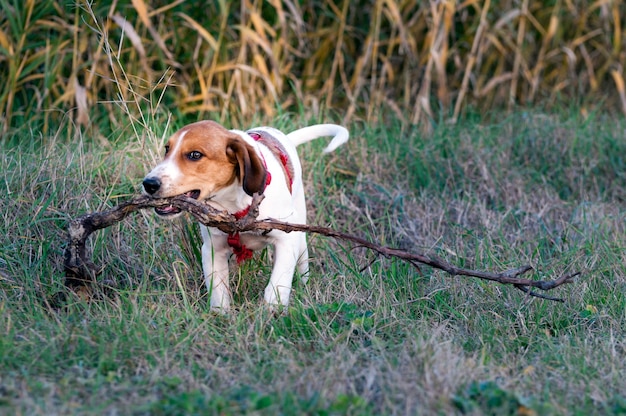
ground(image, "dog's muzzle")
xmin=142 ymin=177 xmax=201 ymax=216
xmin=143 ymin=177 xmax=161 ymax=195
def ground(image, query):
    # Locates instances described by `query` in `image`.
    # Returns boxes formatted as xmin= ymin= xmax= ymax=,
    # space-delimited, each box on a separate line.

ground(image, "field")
xmin=2 ymin=110 xmax=626 ymax=415
xmin=2 ymin=0 xmax=626 ymax=414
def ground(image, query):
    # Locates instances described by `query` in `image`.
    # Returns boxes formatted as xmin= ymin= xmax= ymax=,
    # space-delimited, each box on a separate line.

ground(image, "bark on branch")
xmin=64 ymin=194 xmax=578 ymax=302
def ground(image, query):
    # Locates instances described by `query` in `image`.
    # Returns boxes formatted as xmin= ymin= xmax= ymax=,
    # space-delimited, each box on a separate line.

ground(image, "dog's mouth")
xmin=154 ymin=189 xmax=201 ymax=216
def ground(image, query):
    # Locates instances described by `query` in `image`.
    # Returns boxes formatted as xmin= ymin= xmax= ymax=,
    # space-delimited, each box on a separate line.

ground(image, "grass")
xmin=1 ymin=109 xmax=626 ymax=414
xmin=2 ymin=1 xmax=626 ymax=413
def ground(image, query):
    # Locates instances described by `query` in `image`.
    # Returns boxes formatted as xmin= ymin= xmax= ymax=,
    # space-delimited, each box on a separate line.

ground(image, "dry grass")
xmin=2 ymin=109 xmax=626 ymax=413
xmin=1 ymin=0 xmax=625 ymax=135
xmin=2 ymin=108 xmax=626 ymax=413
xmin=2 ymin=0 xmax=626 ymax=413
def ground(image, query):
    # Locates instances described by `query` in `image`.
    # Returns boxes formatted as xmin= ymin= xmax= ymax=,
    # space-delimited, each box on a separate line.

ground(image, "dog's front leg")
xmin=200 ymin=226 xmax=232 ymax=312
xmin=264 ymin=233 xmax=301 ymax=307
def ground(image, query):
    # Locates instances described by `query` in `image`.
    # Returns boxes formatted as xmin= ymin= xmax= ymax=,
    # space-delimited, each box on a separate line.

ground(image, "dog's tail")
xmin=287 ymin=124 xmax=349 ymax=153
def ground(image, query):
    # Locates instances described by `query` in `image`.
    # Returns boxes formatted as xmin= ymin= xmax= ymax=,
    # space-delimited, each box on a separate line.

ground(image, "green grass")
xmin=2 ymin=111 xmax=626 ymax=414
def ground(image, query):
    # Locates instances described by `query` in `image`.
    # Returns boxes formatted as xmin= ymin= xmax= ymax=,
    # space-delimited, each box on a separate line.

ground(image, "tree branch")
xmin=64 ymin=194 xmax=577 ymax=301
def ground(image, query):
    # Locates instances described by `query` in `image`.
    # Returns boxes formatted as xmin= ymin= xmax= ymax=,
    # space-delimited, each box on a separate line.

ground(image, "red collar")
xmin=248 ymin=130 xmax=294 ymax=193
xmin=227 ymin=206 xmax=253 ymax=263
xmin=233 ymin=206 xmax=250 ymax=220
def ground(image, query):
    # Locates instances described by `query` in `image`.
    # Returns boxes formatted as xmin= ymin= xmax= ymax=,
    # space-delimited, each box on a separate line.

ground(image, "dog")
xmin=142 ymin=120 xmax=349 ymax=311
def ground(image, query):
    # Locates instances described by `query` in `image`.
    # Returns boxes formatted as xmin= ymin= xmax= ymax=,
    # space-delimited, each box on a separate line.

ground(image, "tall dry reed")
xmin=0 ymin=0 xmax=624 ymax=135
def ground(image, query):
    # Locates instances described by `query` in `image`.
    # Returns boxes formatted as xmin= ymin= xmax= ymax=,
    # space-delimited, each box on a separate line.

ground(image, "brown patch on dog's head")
xmin=142 ymin=121 xmax=267 ymax=207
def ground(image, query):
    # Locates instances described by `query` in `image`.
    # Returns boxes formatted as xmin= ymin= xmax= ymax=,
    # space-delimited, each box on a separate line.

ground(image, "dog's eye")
xmin=187 ymin=151 xmax=203 ymax=161
xmin=164 ymin=145 xmax=170 ymax=155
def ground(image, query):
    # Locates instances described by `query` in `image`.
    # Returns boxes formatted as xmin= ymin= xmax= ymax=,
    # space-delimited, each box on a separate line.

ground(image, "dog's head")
xmin=142 ymin=120 xmax=267 ymax=217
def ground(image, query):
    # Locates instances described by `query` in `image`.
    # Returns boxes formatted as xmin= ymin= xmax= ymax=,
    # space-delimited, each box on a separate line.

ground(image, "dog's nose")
xmin=143 ymin=177 xmax=161 ymax=195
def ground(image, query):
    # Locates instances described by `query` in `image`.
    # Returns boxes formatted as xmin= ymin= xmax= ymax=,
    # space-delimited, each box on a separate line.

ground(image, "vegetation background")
xmin=1 ymin=0 xmax=625 ymax=134
xmin=2 ymin=0 xmax=626 ymax=414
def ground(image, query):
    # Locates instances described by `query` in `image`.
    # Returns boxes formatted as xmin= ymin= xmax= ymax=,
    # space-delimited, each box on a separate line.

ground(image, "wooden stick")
xmin=64 ymin=194 xmax=578 ymax=301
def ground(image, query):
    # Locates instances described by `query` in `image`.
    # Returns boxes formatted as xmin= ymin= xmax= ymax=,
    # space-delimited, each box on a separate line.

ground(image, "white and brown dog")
xmin=142 ymin=121 xmax=348 ymax=311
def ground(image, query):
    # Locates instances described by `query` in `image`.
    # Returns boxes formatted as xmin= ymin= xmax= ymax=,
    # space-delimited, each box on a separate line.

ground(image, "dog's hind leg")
xmin=297 ymin=232 xmax=309 ymax=284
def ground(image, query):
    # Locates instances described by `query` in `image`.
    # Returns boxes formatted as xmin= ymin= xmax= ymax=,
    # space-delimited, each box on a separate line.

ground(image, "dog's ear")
xmin=227 ymin=138 xmax=267 ymax=196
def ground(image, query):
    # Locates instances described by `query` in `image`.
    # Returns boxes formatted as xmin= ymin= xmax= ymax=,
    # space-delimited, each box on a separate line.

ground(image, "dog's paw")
xmin=260 ymin=301 xmax=288 ymax=317
xmin=264 ymin=285 xmax=291 ymax=307
xmin=209 ymin=289 xmax=232 ymax=313
xmin=209 ymin=304 xmax=231 ymax=315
